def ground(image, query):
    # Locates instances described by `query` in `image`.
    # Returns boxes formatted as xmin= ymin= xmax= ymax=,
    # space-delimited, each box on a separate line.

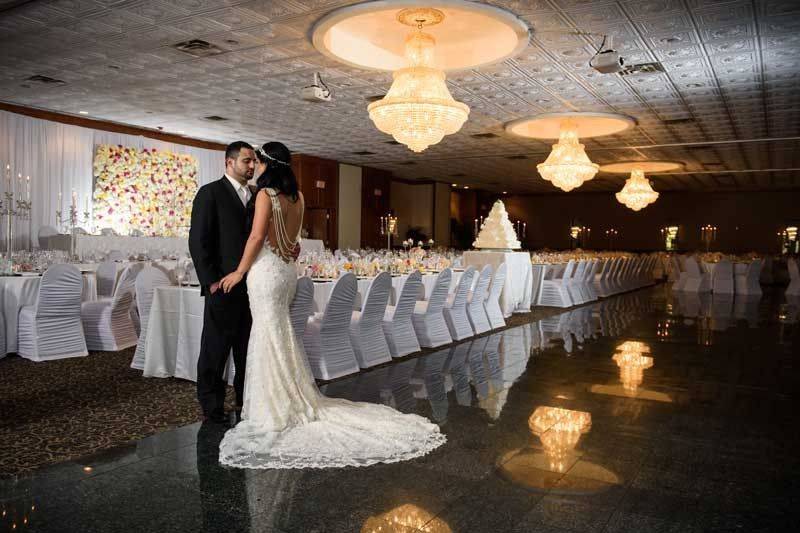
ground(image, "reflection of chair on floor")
xmin=410 ymin=348 xmax=452 ymax=423
xmin=786 ymin=258 xmax=800 ymax=297
xmin=384 ymin=358 xmax=420 ymax=412
xmin=709 ymin=294 xmax=734 ymax=331
xmin=734 ymin=296 xmax=761 ymax=328
xmin=442 ymin=342 xmax=473 ymax=407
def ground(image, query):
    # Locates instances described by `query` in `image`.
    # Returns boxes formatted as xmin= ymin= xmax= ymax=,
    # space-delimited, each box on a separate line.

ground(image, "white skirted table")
xmin=41 ymin=234 xmax=188 ymax=260
xmin=462 ymin=251 xmax=533 ymax=317
xmin=0 ymin=273 xmax=98 ymax=355
xmin=142 ymin=286 xmax=220 ymax=381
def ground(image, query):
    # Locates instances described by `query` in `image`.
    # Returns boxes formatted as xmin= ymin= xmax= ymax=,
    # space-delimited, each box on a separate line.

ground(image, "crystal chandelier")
xmin=528 ymin=406 xmax=592 ymax=473
xmin=536 ymin=119 xmax=599 ymax=192
xmin=612 ymin=341 xmax=653 ymax=395
xmin=616 ymin=168 xmax=659 ymax=211
xmin=367 ymin=9 xmax=469 ymax=153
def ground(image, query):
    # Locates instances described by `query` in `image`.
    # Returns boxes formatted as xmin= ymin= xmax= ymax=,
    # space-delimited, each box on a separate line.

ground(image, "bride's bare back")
xmin=263 ymin=188 xmax=304 ymax=260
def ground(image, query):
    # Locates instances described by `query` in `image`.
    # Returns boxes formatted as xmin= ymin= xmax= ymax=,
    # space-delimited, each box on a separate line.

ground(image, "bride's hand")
xmin=220 ymin=271 xmax=244 ymax=293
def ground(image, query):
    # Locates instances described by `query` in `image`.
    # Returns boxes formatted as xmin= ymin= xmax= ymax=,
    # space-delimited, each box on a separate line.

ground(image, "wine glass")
xmin=174 ymin=262 xmax=187 ymax=287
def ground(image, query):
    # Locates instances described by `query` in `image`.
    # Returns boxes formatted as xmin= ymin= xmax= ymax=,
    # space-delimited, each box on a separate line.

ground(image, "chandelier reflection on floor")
xmin=362 ymin=504 xmax=451 ymax=533
xmin=367 ymin=8 xmax=469 ymax=153
xmin=536 ymin=119 xmax=599 ymax=192
xmin=615 ymin=168 xmax=659 ymax=211
xmin=612 ymin=340 xmax=654 ymax=395
xmin=528 ymin=406 xmax=592 ymax=473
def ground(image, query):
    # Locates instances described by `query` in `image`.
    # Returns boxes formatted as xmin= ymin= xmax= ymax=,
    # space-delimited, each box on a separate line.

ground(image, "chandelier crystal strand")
xmin=615 ymin=168 xmax=659 ymax=211
xmin=367 ymin=23 xmax=469 ymax=153
xmin=536 ymin=119 xmax=599 ymax=192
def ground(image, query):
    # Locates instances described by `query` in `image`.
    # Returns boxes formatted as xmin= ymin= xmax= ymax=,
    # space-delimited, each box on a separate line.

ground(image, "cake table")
xmin=462 ymin=250 xmax=532 ymax=317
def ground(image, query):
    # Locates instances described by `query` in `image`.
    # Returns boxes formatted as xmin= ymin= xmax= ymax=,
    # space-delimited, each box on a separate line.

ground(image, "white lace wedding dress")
xmin=219 ymin=189 xmax=446 ymax=469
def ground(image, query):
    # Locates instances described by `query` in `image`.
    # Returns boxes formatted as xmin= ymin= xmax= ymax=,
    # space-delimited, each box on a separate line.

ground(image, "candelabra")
xmin=1 ymin=192 xmax=17 ymax=260
xmin=513 ymin=220 xmax=527 ymax=241
xmin=56 ymin=204 xmax=92 ymax=260
xmin=660 ymin=226 xmax=679 ymax=252
xmin=16 ymin=198 xmax=32 ymax=251
xmin=380 ymin=214 xmax=398 ymax=250
xmin=605 ymin=228 xmax=618 ymax=250
xmin=473 ymin=215 xmax=485 ymax=238
xmin=569 ymin=225 xmax=591 ymax=249
xmin=700 ymin=224 xmax=717 ymax=252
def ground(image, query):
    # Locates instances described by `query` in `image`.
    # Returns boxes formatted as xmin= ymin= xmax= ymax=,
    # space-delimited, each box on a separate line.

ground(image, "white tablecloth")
xmin=1 ymin=273 xmax=97 ymax=354
xmin=462 ymin=251 xmax=533 ymax=316
xmin=143 ymin=286 xmax=204 ymax=380
xmin=41 ymin=234 xmax=188 ymax=261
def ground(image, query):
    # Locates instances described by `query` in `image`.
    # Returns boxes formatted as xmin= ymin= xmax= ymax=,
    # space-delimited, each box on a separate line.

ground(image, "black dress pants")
xmin=197 ymin=284 xmax=251 ymax=416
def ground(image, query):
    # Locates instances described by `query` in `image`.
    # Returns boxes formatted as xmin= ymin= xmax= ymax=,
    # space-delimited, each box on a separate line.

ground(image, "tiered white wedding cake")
xmin=473 ymin=200 xmax=521 ymax=250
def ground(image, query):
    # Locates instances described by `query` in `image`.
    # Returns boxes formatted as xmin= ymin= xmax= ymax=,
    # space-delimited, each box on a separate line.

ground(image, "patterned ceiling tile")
xmin=0 ymin=0 xmax=796 ymax=192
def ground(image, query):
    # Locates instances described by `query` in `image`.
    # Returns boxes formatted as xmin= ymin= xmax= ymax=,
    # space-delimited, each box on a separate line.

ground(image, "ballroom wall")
xmin=499 ymin=190 xmax=800 ymax=253
xmin=390 ymin=181 xmax=434 ymax=241
xmin=337 ymin=164 xmax=362 ymax=249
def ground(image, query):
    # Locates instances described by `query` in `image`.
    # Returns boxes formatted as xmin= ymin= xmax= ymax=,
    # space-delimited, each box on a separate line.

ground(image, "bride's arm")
xmin=220 ymin=191 xmax=271 ymax=293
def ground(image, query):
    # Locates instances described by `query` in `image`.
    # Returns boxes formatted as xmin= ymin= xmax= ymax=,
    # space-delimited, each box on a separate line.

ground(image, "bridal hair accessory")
xmin=257 ymin=147 xmax=291 ymax=167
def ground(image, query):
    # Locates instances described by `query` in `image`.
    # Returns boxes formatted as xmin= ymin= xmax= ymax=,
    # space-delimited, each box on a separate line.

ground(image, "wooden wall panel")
xmin=361 ymin=166 xmax=392 ymax=249
xmin=291 ymin=154 xmax=339 ymax=249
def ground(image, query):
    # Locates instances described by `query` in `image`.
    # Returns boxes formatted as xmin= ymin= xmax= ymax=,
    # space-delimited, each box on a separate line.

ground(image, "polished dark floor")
xmin=2 ymin=286 xmax=799 ymax=533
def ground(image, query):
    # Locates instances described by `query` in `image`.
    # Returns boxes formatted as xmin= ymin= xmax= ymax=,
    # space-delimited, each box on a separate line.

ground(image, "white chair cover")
xmin=95 ymin=260 xmax=118 ymax=299
xmin=444 ymin=266 xmax=476 ymax=341
xmin=37 ymin=225 xmax=60 ymax=249
xmin=289 ymin=277 xmax=314 ymax=340
xmin=668 ymin=256 xmax=681 ymax=282
xmin=538 ymin=260 xmax=574 ymax=307
xmin=81 ymin=263 xmax=141 ymax=351
xmin=383 ymin=270 xmax=422 ymax=358
xmin=711 ymin=260 xmax=735 ymax=294
xmin=412 ymin=268 xmax=453 ymax=348
xmin=130 ymin=267 xmax=173 ymax=370
xmin=786 ymin=258 xmax=800 ymax=297
xmin=735 ymin=259 xmax=762 ymax=296
xmin=485 ymin=262 xmax=507 ymax=330
xmin=467 ymin=265 xmax=493 ymax=335
xmin=17 ymin=264 xmax=87 ymax=361
xmin=676 ymin=257 xmax=711 ymax=293
xmin=303 ymin=273 xmax=359 ymax=380
xmin=350 ymin=272 xmax=392 ymax=368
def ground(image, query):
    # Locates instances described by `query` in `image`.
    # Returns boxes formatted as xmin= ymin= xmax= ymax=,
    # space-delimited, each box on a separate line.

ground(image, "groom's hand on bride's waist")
xmin=291 ymin=243 xmax=301 ymax=260
xmin=209 ymin=282 xmax=220 ymax=294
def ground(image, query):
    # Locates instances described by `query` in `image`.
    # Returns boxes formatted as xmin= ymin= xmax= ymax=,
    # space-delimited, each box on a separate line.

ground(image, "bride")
xmin=217 ymin=142 xmax=446 ymax=469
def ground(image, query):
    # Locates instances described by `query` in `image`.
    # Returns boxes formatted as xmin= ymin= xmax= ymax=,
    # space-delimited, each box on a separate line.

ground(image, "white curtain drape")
xmin=0 ymin=109 xmax=224 ymax=250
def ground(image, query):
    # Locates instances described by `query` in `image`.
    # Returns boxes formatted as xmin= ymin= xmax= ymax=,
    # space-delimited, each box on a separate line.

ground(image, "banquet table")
xmin=1 ymin=272 xmax=98 ymax=354
xmin=142 ymin=286 xmax=234 ymax=383
xmin=41 ymin=234 xmax=188 ymax=260
xmin=462 ymin=251 xmax=533 ymax=316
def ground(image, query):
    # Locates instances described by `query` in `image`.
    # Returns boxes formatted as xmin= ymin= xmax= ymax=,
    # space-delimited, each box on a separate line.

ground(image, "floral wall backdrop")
xmin=93 ymin=144 xmax=198 ymax=237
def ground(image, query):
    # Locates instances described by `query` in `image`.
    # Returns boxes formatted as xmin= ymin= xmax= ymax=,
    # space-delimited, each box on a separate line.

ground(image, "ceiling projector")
xmin=301 ymin=72 xmax=332 ymax=102
xmin=589 ymin=35 xmax=625 ymax=74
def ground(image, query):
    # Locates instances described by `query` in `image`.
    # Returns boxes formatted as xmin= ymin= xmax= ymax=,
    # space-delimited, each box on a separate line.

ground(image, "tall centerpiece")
xmin=472 ymin=200 xmax=521 ymax=251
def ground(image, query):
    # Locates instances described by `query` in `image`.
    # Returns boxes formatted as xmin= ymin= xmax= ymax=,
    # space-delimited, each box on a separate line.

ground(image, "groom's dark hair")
xmin=225 ymin=141 xmax=253 ymax=161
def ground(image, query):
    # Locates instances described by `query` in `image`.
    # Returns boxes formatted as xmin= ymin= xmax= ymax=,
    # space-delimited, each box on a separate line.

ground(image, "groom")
xmin=189 ymin=141 xmax=256 ymax=423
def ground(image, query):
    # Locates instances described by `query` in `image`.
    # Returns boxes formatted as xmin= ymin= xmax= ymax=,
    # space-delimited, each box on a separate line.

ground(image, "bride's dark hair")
xmin=254 ymin=141 xmax=299 ymax=202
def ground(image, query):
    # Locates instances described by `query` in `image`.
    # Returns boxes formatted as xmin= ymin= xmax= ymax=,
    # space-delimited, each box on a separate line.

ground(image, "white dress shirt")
xmin=225 ymin=174 xmax=251 ymax=207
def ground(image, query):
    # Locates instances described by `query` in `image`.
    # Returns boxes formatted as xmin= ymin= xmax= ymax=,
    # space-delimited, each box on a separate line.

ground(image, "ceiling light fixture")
xmin=505 ymin=112 xmax=636 ymax=193
xmin=615 ymin=168 xmax=659 ymax=211
xmin=536 ymin=118 xmax=599 ymax=192
xmin=367 ymin=8 xmax=469 ymax=152
xmin=79 ymin=111 xmax=89 ymax=115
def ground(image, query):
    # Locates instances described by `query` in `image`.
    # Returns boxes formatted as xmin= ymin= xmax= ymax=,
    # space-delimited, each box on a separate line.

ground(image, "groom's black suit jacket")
xmin=189 ymin=176 xmax=256 ymax=296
